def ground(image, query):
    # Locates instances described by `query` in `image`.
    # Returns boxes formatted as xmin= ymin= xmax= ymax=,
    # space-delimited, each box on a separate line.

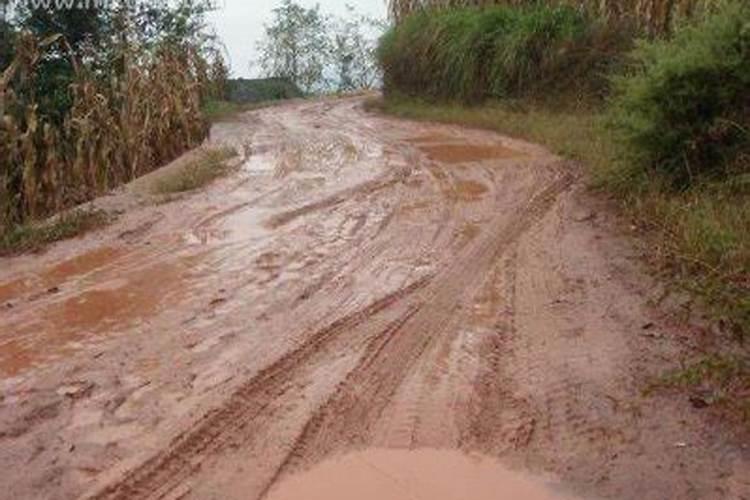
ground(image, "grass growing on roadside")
xmin=0 ymin=208 xmax=111 ymax=256
xmin=660 ymin=355 xmax=750 ymax=421
xmin=151 ymin=147 xmax=238 ymax=195
xmin=378 ymin=5 xmax=631 ymax=102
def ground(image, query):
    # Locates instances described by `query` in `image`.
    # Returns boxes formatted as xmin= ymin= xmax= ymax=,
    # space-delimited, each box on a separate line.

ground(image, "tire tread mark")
xmin=87 ymin=275 xmax=432 ymax=500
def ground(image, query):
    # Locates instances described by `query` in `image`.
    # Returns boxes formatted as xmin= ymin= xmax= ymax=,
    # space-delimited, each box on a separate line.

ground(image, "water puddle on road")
xmin=0 ymin=247 xmax=128 ymax=303
xmin=0 ymin=253 xmax=198 ymax=376
xmin=419 ymin=144 xmax=521 ymax=164
xmin=265 ymin=449 xmax=576 ymax=500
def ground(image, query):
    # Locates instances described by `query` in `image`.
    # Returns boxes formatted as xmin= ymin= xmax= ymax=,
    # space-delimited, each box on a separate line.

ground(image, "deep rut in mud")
xmin=0 ymin=98 xmax=748 ymax=500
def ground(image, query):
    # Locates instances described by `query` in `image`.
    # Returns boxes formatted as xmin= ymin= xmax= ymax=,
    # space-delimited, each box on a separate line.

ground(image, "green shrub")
xmin=378 ymin=4 xmax=631 ymax=102
xmin=226 ymin=77 xmax=304 ymax=103
xmin=609 ymin=2 xmax=750 ymax=185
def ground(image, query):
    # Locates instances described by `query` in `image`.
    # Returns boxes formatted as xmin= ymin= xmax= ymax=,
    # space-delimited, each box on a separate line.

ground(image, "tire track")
xmin=87 ymin=276 xmax=432 ymax=500
xmin=257 ymin=168 xmax=575 ymax=496
xmin=90 ymin=162 xmax=572 ymax=500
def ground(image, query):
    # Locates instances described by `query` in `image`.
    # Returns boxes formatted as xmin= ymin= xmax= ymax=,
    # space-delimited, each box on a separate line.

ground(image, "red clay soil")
xmin=0 ymin=98 xmax=747 ymax=500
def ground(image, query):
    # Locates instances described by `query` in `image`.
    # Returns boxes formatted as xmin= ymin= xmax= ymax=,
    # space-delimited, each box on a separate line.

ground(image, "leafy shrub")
xmin=609 ymin=2 xmax=750 ymax=185
xmin=378 ymin=4 xmax=631 ymax=102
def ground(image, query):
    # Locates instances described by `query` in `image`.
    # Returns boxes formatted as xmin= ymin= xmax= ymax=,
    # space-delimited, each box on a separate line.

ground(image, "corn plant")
xmin=0 ymin=31 xmax=218 ymax=234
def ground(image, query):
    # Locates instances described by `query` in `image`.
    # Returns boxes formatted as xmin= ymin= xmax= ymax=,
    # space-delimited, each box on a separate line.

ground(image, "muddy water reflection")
xmin=419 ymin=144 xmax=521 ymax=164
xmin=0 ymin=251 xmax=199 ymax=376
xmin=266 ymin=449 xmax=576 ymax=500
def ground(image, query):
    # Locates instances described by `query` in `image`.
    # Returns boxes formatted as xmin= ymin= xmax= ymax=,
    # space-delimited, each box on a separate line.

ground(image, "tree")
xmin=330 ymin=5 xmax=384 ymax=92
xmin=0 ymin=0 xmax=15 ymax=73
xmin=257 ymin=0 xmax=331 ymax=93
xmin=14 ymin=1 xmax=105 ymax=54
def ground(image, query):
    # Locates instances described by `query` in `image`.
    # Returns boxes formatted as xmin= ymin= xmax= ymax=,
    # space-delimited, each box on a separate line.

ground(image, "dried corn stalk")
xmin=0 ymin=32 xmax=215 ymax=233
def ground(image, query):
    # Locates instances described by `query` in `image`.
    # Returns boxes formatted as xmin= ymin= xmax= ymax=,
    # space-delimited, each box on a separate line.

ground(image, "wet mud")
xmin=265 ymin=449 xmax=575 ymax=500
xmin=0 ymin=98 xmax=747 ymax=500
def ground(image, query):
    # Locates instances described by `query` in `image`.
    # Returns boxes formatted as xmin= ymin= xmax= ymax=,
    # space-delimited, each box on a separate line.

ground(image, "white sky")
xmin=207 ymin=0 xmax=388 ymax=78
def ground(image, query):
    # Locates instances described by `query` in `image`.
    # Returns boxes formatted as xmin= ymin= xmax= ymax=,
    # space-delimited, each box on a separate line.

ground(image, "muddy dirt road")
xmin=0 ymin=98 xmax=748 ymax=500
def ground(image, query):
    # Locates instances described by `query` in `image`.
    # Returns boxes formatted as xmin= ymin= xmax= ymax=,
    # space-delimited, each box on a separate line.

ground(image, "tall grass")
xmin=0 ymin=33 xmax=221 ymax=235
xmin=378 ymin=4 xmax=631 ymax=102
xmin=388 ymin=0 xmax=728 ymax=35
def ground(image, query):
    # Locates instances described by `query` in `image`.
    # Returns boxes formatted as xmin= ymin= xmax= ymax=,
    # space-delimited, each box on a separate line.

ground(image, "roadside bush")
xmin=609 ymin=2 xmax=750 ymax=186
xmin=378 ymin=4 xmax=631 ymax=102
xmin=227 ymin=77 xmax=304 ymax=103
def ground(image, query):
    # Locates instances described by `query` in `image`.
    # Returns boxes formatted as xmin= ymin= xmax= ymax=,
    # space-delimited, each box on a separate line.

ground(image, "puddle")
xmin=0 ymin=247 xmax=127 ymax=303
xmin=45 ymin=247 xmax=127 ymax=283
xmin=0 ymin=256 xmax=195 ymax=376
xmin=420 ymin=144 xmax=520 ymax=164
xmin=265 ymin=449 xmax=576 ymax=500
xmin=408 ymin=133 xmax=456 ymax=144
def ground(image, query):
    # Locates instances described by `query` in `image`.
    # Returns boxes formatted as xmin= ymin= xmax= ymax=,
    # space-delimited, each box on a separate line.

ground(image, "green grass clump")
xmin=0 ymin=208 xmax=111 ymax=256
xmin=378 ymin=4 xmax=631 ymax=102
xmin=661 ymin=355 xmax=750 ymax=421
xmin=609 ymin=1 xmax=750 ymax=186
xmin=152 ymin=147 xmax=238 ymax=195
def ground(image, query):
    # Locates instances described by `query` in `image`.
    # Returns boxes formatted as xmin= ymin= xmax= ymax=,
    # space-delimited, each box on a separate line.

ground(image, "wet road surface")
xmin=0 ymin=98 xmax=748 ymax=500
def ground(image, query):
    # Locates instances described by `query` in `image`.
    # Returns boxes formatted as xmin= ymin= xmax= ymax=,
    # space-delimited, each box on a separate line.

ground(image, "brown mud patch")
xmin=451 ymin=180 xmax=489 ymax=202
xmin=45 ymin=247 xmax=128 ymax=284
xmin=407 ymin=133 xmax=456 ymax=144
xmin=419 ymin=143 xmax=521 ymax=164
xmin=0 ymin=279 xmax=27 ymax=304
xmin=0 ymin=257 xmax=193 ymax=376
xmin=0 ymin=247 xmax=128 ymax=304
xmin=1 ymin=98 xmax=745 ymax=500
xmin=265 ymin=449 xmax=575 ymax=500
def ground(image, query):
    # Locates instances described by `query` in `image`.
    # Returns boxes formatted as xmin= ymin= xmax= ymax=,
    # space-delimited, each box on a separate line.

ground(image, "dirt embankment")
xmin=0 ymin=98 xmax=747 ymax=500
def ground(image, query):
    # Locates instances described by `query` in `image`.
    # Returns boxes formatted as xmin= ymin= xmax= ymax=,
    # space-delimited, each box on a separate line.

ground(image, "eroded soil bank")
xmin=0 ymin=98 xmax=747 ymax=500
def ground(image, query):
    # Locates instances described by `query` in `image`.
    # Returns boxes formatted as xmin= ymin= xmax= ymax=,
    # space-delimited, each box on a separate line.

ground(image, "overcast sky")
xmin=207 ymin=0 xmax=387 ymax=78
